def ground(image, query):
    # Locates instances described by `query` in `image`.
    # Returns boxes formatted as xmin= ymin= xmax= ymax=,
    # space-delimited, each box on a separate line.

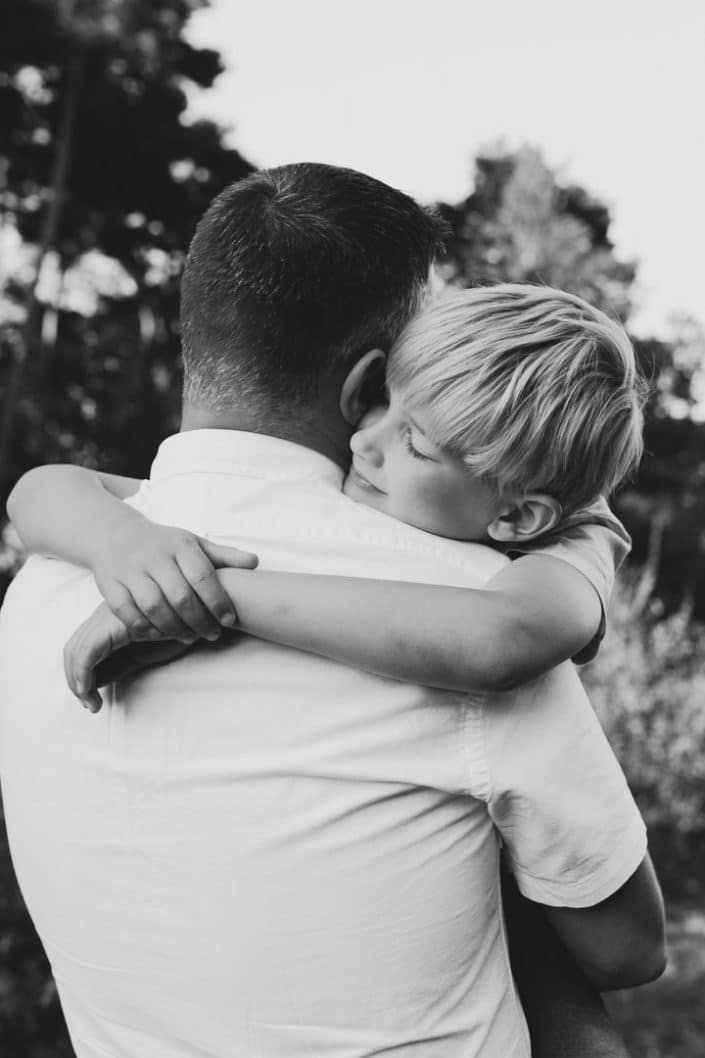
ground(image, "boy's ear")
xmin=340 ymin=349 xmax=386 ymax=425
xmin=486 ymin=493 xmax=563 ymax=543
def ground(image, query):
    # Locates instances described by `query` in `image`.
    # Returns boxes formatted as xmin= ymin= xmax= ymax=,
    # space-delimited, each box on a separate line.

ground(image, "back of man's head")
xmin=180 ymin=163 xmax=446 ymax=419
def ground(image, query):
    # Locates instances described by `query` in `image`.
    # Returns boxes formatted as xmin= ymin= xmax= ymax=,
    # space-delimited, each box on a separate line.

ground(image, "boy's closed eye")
xmin=402 ymin=426 xmax=434 ymax=461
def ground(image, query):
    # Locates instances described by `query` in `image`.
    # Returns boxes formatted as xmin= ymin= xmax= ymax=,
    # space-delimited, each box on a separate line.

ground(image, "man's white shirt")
xmin=0 ymin=430 xmax=646 ymax=1058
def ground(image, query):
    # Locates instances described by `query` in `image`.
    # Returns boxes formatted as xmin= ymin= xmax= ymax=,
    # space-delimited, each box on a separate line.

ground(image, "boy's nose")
xmin=350 ymin=419 xmax=385 ymax=469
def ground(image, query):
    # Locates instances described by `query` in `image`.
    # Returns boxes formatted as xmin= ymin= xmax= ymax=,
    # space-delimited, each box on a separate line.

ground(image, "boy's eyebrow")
xmin=397 ymin=392 xmax=438 ymax=445
xmin=405 ymin=410 xmax=427 ymax=436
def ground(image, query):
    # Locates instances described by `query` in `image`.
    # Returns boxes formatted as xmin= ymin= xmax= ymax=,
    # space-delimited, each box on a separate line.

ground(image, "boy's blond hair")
xmin=387 ymin=284 xmax=648 ymax=512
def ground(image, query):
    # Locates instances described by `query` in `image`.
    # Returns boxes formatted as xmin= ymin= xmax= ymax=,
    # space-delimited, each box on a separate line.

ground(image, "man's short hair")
xmin=388 ymin=284 xmax=649 ymax=511
xmin=180 ymin=163 xmax=446 ymax=413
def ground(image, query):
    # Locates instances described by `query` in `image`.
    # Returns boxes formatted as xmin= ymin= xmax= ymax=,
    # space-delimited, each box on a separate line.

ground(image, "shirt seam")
xmin=462 ymin=699 xmax=492 ymax=801
xmin=203 ymin=521 xmax=507 ymax=576
xmin=155 ymin=467 xmax=339 ymax=484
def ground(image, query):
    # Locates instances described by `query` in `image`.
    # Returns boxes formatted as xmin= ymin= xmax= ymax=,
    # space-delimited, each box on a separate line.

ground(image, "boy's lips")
xmin=349 ymin=463 xmax=386 ymax=495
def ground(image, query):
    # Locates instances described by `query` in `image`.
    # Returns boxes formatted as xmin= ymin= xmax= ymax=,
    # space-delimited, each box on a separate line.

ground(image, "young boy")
xmin=10 ymin=284 xmax=644 ymax=707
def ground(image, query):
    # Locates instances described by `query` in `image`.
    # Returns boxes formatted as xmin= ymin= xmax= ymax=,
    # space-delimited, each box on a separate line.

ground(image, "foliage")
xmin=437 ymin=145 xmax=637 ymax=320
xmin=582 ymin=575 xmax=705 ymax=898
xmin=606 ymin=905 xmax=705 ymax=1058
xmin=618 ymin=318 xmax=705 ymax=617
xmin=0 ymin=0 xmax=252 ymax=497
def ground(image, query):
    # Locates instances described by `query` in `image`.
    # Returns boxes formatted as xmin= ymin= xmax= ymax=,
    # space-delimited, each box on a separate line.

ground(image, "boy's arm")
xmin=7 ymin=464 xmax=258 ymax=640
xmin=216 ymin=556 xmax=600 ymax=691
xmin=64 ymin=558 xmax=601 ymax=709
xmin=8 ymin=464 xmax=144 ymax=566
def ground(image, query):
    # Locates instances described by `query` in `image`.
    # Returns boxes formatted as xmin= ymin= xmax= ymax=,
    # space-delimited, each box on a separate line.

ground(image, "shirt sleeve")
xmin=507 ymin=496 xmax=631 ymax=665
xmin=477 ymin=665 xmax=647 ymax=908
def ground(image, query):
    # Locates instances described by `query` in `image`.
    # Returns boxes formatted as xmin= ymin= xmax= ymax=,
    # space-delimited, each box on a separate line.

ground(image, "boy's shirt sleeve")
xmin=506 ymin=496 xmax=631 ymax=665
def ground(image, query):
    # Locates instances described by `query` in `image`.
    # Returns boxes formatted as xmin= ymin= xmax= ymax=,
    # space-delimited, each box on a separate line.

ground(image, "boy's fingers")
xmin=176 ymin=548 xmax=238 ymax=628
xmin=101 ymin=582 xmax=153 ymax=639
xmin=129 ymin=575 xmax=198 ymax=641
xmin=150 ymin=559 xmax=222 ymax=640
xmin=64 ymin=608 xmax=130 ymax=702
xmin=198 ymin=540 xmax=259 ymax=571
xmin=64 ymin=631 xmax=82 ymax=697
xmin=81 ymin=689 xmax=103 ymax=714
xmin=71 ymin=636 xmax=113 ymax=699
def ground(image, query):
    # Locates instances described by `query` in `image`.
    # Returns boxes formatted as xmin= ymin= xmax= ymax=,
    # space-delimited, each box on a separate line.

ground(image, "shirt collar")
xmin=149 ymin=430 xmax=345 ymax=488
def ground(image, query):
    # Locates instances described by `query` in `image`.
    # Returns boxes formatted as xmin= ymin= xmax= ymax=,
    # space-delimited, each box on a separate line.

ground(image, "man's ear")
xmin=339 ymin=349 xmax=386 ymax=425
xmin=487 ymin=493 xmax=563 ymax=543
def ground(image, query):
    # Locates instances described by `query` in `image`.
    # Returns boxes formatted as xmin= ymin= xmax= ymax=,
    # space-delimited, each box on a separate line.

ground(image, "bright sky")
xmin=186 ymin=0 xmax=704 ymax=338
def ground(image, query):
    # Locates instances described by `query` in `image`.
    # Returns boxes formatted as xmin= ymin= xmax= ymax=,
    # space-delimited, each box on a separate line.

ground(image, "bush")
xmin=582 ymin=573 xmax=705 ymax=898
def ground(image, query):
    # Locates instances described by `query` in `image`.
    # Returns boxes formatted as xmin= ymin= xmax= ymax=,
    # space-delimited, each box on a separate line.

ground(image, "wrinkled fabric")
xmin=0 ymin=430 xmax=645 ymax=1058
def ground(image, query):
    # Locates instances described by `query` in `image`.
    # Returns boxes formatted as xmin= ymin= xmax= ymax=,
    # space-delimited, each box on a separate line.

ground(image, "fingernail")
xmin=147 ymin=629 xmax=162 ymax=640
xmin=206 ymin=631 xmax=221 ymax=642
xmin=76 ymin=680 xmax=86 ymax=695
xmin=221 ymin=612 xmax=236 ymax=626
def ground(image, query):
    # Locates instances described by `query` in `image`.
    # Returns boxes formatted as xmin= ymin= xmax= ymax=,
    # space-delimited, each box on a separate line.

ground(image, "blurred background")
xmin=0 ymin=1 xmax=703 ymax=1055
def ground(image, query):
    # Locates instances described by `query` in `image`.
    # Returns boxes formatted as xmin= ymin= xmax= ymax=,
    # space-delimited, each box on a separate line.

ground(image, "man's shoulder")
xmin=326 ymin=494 xmax=507 ymax=579
xmin=132 ymin=470 xmax=509 ymax=589
xmin=271 ymin=492 xmax=508 ymax=588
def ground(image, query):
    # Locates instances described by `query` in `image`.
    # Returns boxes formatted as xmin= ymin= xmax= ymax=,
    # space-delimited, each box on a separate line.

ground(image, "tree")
xmin=437 ymin=145 xmax=636 ymax=321
xmin=622 ymin=317 xmax=705 ymax=616
xmin=0 ymin=0 xmax=252 ymax=498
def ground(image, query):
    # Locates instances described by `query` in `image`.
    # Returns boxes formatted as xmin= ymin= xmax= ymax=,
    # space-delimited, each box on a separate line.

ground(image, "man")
xmin=0 ymin=164 xmax=664 ymax=1058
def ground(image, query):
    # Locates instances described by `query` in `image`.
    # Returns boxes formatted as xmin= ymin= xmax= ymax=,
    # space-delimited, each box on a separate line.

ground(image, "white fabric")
xmin=0 ymin=430 xmax=647 ymax=1058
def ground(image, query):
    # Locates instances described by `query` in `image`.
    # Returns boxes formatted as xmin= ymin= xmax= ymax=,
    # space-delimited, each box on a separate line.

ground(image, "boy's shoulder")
xmin=504 ymin=495 xmax=631 ymax=570
xmin=556 ymin=496 xmax=631 ymax=548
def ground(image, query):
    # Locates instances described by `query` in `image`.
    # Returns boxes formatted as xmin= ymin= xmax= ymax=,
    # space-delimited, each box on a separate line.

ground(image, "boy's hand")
xmin=64 ymin=603 xmax=191 ymax=713
xmin=91 ymin=524 xmax=258 ymax=644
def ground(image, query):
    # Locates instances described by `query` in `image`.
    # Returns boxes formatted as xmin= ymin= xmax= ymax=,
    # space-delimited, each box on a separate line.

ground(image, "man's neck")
xmin=180 ymin=405 xmax=353 ymax=471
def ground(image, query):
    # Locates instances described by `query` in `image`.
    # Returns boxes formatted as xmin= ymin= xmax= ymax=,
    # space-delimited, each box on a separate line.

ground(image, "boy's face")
xmin=343 ymin=387 xmax=504 ymax=541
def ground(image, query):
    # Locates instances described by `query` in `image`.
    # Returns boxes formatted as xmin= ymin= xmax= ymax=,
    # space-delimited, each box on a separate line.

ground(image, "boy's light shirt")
xmin=0 ymin=431 xmax=646 ymax=1058
xmin=507 ymin=495 xmax=630 ymax=663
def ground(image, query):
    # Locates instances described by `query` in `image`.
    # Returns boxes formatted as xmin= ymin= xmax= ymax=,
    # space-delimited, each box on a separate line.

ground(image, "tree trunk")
xmin=0 ymin=46 xmax=84 ymax=498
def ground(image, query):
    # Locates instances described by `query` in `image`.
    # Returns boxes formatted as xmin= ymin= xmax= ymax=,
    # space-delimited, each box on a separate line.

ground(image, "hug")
xmin=1 ymin=163 xmax=665 ymax=1058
